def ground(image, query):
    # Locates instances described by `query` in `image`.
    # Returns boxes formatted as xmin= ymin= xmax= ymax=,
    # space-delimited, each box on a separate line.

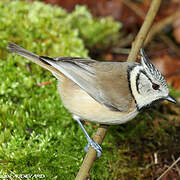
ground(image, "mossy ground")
xmin=0 ymin=1 xmax=179 ymax=179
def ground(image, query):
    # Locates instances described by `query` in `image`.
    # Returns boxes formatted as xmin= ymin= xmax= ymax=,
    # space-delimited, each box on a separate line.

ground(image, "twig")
xmin=76 ymin=0 xmax=162 ymax=179
xmin=121 ymin=0 xmax=145 ymax=19
xmin=157 ymin=156 xmax=180 ymax=180
xmin=116 ymin=33 xmax=136 ymax=48
xmin=127 ymin=0 xmax=162 ymax=62
xmin=75 ymin=125 xmax=109 ymax=180
xmin=159 ymin=33 xmax=180 ymax=57
xmin=172 ymin=155 xmax=180 ymax=175
xmin=112 ymin=48 xmax=130 ymax=55
xmin=144 ymin=11 xmax=180 ymax=46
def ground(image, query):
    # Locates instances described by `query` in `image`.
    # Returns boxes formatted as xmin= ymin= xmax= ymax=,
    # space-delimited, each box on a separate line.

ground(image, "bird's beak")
xmin=166 ymin=95 xmax=176 ymax=104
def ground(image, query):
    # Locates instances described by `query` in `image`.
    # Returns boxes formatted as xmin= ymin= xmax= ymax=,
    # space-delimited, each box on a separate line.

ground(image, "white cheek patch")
xmin=138 ymin=84 xmax=142 ymax=89
xmin=138 ymin=73 xmax=152 ymax=95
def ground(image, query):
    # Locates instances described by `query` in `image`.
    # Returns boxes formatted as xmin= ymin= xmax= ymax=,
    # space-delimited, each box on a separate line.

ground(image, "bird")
xmin=7 ymin=42 xmax=176 ymax=157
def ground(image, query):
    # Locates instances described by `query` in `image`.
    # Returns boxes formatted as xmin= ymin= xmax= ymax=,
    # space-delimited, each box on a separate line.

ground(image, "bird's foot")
xmin=84 ymin=139 xmax=102 ymax=157
xmin=73 ymin=114 xmax=102 ymax=157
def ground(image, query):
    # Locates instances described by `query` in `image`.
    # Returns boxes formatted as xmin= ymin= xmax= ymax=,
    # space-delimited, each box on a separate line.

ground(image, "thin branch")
xmin=75 ymin=125 xmax=109 ymax=180
xmin=121 ymin=0 xmax=145 ymax=19
xmin=159 ymin=33 xmax=180 ymax=57
xmin=172 ymin=155 xmax=180 ymax=175
xmin=112 ymin=48 xmax=130 ymax=55
xmin=116 ymin=33 xmax=136 ymax=48
xmin=127 ymin=0 xmax=162 ymax=62
xmin=157 ymin=156 xmax=180 ymax=180
xmin=144 ymin=11 xmax=180 ymax=46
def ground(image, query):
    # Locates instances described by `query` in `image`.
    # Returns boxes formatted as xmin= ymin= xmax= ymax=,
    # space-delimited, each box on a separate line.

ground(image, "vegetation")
xmin=0 ymin=0 xmax=179 ymax=179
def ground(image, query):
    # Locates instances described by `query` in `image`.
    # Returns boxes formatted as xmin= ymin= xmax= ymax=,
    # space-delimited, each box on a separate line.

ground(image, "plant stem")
xmin=75 ymin=125 xmax=109 ymax=180
xmin=144 ymin=11 xmax=180 ymax=46
xmin=157 ymin=156 xmax=180 ymax=180
xmin=127 ymin=0 xmax=162 ymax=62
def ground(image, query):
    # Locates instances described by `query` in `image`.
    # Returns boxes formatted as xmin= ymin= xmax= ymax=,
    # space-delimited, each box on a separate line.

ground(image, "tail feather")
xmin=7 ymin=42 xmax=64 ymax=77
xmin=7 ymin=42 xmax=40 ymax=62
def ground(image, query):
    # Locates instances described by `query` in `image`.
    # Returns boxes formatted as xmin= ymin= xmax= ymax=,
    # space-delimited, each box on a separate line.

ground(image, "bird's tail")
xmin=7 ymin=42 xmax=63 ymax=76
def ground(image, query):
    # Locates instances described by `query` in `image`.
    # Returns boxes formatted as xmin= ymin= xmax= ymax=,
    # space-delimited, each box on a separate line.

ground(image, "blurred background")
xmin=0 ymin=0 xmax=179 ymax=179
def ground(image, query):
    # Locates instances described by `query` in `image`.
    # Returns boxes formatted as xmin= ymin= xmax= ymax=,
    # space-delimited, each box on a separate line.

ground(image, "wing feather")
xmin=40 ymin=56 xmax=134 ymax=112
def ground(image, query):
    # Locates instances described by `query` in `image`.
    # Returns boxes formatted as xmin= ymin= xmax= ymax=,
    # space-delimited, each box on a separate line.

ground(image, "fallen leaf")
xmin=152 ymin=54 xmax=180 ymax=90
xmin=173 ymin=18 xmax=180 ymax=43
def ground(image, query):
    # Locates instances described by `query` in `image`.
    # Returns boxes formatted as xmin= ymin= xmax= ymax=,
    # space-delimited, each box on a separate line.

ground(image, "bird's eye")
xmin=152 ymin=83 xmax=159 ymax=90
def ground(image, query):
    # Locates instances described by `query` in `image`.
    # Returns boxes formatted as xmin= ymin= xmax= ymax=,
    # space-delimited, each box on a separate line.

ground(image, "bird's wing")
xmin=40 ymin=56 xmax=134 ymax=111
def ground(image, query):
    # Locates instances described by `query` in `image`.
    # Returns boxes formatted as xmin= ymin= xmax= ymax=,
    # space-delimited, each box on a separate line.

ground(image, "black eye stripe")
xmin=140 ymin=70 xmax=153 ymax=83
xmin=136 ymin=73 xmax=140 ymax=93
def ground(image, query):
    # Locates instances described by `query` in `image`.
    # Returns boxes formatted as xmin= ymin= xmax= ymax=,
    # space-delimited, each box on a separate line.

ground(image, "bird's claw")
xmin=84 ymin=139 xmax=102 ymax=157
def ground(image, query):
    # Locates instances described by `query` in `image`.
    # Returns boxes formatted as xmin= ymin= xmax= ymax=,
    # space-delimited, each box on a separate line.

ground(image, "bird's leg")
xmin=73 ymin=115 xmax=102 ymax=157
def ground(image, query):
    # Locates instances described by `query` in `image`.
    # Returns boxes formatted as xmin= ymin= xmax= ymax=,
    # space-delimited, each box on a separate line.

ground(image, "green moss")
xmin=68 ymin=6 xmax=121 ymax=48
xmin=0 ymin=1 xmax=88 ymax=58
xmin=0 ymin=1 xmax=121 ymax=59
